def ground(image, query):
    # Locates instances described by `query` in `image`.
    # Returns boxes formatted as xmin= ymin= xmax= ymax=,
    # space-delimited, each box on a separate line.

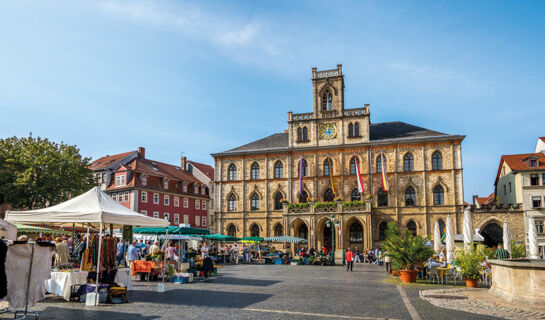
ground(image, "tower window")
xmin=228 ymin=164 xmax=237 ymax=180
xmin=433 ymin=185 xmax=444 ymax=205
xmin=302 ymin=127 xmax=309 ymax=141
xmin=322 ymin=90 xmax=332 ymax=111
xmin=228 ymin=194 xmax=237 ymax=211
xmin=250 ymin=162 xmax=260 ymax=180
xmin=274 ymin=161 xmax=283 ymax=178
xmin=323 ymin=157 xmax=332 ymax=176
xmin=251 ymin=192 xmax=260 ymax=210
xmin=403 ymin=153 xmax=414 ymax=172
xmin=376 ymin=155 xmax=386 ymax=173
xmin=297 ymin=127 xmax=302 ymax=141
xmin=354 ymin=122 xmax=360 ymax=136
xmin=405 ymin=186 xmax=416 ymax=206
xmin=299 ymin=158 xmax=308 ymax=177
xmin=378 ymin=188 xmax=388 ymax=207
xmin=432 ymin=151 xmax=443 ymax=170
xmin=274 ymin=192 xmax=283 ymax=210
xmin=349 ymin=156 xmax=359 ymax=175
xmin=348 ymin=123 xmax=354 ymax=137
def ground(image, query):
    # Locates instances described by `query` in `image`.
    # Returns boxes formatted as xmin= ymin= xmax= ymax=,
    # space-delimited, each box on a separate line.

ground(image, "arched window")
xmin=228 ymin=193 xmax=237 ymax=211
xmin=324 ymin=188 xmax=334 ymax=202
xmin=438 ymin=219 xmax=446 ymax=237
xmin=348 ymin=123 xmax=354 ymax=137
xmin=298 ymin=224 xmax=308 ymax=240
xmin=299 ymin=190 xmax=308 ymax=203
xmin=251 ymin=192 xmax=260 ymax=210
xmin=250 ymin=224 xmax=260 ymax=237
xmin=323 ymin=157 xmax=332 ymax=176
xmin=297 ymin=127 xmax=303 ymax=141
xmin=349 ymin=222 xmax=363 ymax=243
xmin=378 ymin=188 xmax=388 ymax=207
xmin=274 ymin=161 xmax=283 ymax=178
xmin=322 ymin=90 xmax=332 ymax=110
xmin=378 ymin=221 xmax=388 ymax=241
xmin=349 ymin=156 xmax=359 ymax=175
xmin=432 ymin=151 xmax=443 ymax=170
xmin=354 ymin=122 xmax=360 ymax=136
xmin=274 ymin=223 xmax=283 ymax=236
xmin=403 ymin=153 xmax=414 ymax=172
xmin=433 ymin=185 xmax=444 ymax=205
xmin=250 ymin=162 xmax=260 ymax=180
xmin=351 ymin=188 xmax=361 ymax=201
xmin=227 ymin=224 xmax=236 ymax=237
xmin=299 ymin=158 xmax=308 ymax=177
xmin=228 ymin=164 xmax=237 ymax=181
xmin=376 ymin=155 xmax=386 ymax=173
xmin=302 ymin=127 xmax=308 ymax=141
xmin=405 ymin=186 xmax=416 ymax=206
xmin=407 ymin=220 xmax=417 ymax=236
xmin=274 ymin=192 xmax=284 ymax=210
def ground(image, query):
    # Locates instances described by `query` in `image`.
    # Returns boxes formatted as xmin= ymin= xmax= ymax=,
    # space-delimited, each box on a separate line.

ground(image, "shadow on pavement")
xmin=129 ymin=288 xmax=273 ymax=308
xmin=37 ymin=307 xmax=160 ymax=320
xmin=209 ymin=276 xmax=281 ymax=287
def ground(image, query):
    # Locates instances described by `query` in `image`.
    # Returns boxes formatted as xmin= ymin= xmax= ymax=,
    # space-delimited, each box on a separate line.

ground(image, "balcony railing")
xmin=285 ymin=200 xmax=372 ymax=214
xmin=292 ymin=113 xmax=313 ymax=121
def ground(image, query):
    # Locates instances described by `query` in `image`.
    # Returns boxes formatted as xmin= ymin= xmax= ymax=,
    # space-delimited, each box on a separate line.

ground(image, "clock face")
xmin=320 ymin=123 xmax=337 ymax=140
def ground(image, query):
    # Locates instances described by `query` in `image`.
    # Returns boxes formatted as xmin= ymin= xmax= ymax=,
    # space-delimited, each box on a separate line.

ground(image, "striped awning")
xmin=263 ymin=236 xmax=308 ymax=243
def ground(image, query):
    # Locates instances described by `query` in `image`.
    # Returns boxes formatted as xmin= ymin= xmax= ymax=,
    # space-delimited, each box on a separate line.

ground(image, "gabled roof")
xmin=494 ymin=153 xmax=545 ymax=185
xmin=126 ymin=158 xmax=200 ymax=184
xmin=213 ymin=121 xmax=453 ymax=156
xmin=476 ymin=192 xmax=495 ymax=206
xmin=89 ymin=151 xmax=136 ymax=171
xmin=188 ymin=161 xmax=214 ymax=180
xmin=539 ymin=137 xmax=545 ymax=143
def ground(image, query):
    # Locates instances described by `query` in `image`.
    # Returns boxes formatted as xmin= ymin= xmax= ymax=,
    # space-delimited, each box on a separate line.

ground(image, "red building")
xmin=89 ymin=147 xmax=210 ymax=228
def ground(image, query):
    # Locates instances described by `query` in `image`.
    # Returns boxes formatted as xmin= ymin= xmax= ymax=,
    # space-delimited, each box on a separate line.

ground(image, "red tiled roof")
xmin=539 ymin=137 xmax=545 ymax=143
xmin=89 ymin=151 xmax=135 ymax=171
xmin=127 ymin=157 xmax=200 ymax=184
xmin=189 ymin=161 xmax=214 ymax=180
xmin=494 ymin=153 xmax=545 ymax=185
xmin=476 ymin=192 xmax=495 ymax=206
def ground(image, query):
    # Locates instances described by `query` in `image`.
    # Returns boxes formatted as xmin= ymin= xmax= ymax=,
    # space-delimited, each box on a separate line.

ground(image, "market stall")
xmin=5 ymin=187 xmax=168 ymax=306
xmin=15 ymin=224 xmax=71 ymax=236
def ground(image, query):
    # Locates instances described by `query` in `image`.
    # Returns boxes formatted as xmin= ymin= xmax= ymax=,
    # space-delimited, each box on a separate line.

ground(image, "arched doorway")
xmin=481 ymin=222 xmax=503 ymax=247
xmin=298 ymin=224 xmax=308 ymax=241
xmin=323 ymin=224 xmax=333 ymax=252
xmin=346 ymin=219 xmax=364 ymax=251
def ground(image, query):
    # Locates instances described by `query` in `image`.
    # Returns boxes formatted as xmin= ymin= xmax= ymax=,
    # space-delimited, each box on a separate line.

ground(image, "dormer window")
xmin=322 ymin=90 xmax=332 ymax=111
xmin=530 ymin=159 xmax=537 ymax=167
xmin=163 ymin=180 xmax=168 ymax=190
xmin=115 ymin=174 xmax=126 ymax=186
xmin=141 ymin=176 xmax=147 ymax=186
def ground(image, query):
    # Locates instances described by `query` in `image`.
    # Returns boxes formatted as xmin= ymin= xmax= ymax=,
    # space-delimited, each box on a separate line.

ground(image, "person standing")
xmin=494 ymin=244 xmax=510 ymax=260
xmin=201 ymin=242 xmax=210 ymax=258
xmin=354 ymin=248 xmax=361 ymax=263
xmin=384 ymin=252 xmax=392 ymax=274
xmin=127 ymin=241 xmax=140 ymax=269
xmin=345 ymin=248 xmax=354 ymax=272
xmin=149 ymin=241 xmax=160 ymax=256
xmin=116 ymin=238 xmax=125 ymax=266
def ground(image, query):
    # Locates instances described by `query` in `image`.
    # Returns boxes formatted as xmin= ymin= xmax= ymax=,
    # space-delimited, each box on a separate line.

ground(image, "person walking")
xmin=127 ymin=240 xmax=140 ymax=270
xmin=384 ymin=252 xmax=392 ymax=274
xmin=494 ymin=244 xmax=510 ymax=260
xmin=354 ymin=248 xmax=361 ymax=263
xmin=345 ymin=248 xmax=354 ymax=272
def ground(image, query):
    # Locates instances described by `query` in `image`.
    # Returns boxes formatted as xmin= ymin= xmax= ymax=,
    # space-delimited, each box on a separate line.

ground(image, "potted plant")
xmin=383 ymin=223 xmax=434 ymax=283
xmin=334 ymin=197 xmax=344 ymax=204
xmin=456 ymin=245 xmax=486 ymax=288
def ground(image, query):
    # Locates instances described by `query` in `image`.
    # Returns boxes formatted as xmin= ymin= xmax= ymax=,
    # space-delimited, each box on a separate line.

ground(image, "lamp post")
xmin=326 ymin=214 xmax=340 ymax=265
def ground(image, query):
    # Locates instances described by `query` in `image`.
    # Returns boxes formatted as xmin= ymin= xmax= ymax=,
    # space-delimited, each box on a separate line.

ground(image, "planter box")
xmin=400 ymin=270 xmax=418 ymax=283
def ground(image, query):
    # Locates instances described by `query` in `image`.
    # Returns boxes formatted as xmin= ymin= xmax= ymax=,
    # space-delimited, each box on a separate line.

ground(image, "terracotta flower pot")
xmin=465 ymin=278 xmax=479 ymax=288
xmin=399 ymin=270 xmax=418 ymax=283
xmin=392 ymin=270 xmax=400 ymax=277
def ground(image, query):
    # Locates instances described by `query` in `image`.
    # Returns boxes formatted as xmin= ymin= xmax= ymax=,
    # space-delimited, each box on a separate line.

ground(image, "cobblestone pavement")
xmin=420 ymin=288 xmax=545 ymax=320
xmin=0 ymin=263 xmax=508 ymax=319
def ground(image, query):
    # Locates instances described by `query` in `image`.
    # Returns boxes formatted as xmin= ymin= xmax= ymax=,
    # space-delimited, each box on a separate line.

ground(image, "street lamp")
xmin=326 ymin=214 xmax=340 ymax=265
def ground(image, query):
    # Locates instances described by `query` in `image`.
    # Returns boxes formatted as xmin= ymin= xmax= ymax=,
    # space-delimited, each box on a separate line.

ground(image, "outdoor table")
xmin=114 ymin=267 xmax=133 ymax=290
xmin=438 ymin=267 xmax=448 ymax=279
xmin=45 ymin=270 xmax=89 ymax=301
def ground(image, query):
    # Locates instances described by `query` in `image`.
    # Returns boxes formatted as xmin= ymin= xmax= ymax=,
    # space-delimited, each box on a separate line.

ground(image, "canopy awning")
xmin=15 ymin=224 xmax=71 ymax=236
xmin=5 ymin=187 xmax=168 ymax=227
xmin=264 ymin=236 xmax=308 ymax=243
xmin=203 ymin=234 xmax=240 ymax=242
xmin=240 ymin=236 xmax=264 ymax=243
xmin=133 ymin=226 xmax=210 ymax=235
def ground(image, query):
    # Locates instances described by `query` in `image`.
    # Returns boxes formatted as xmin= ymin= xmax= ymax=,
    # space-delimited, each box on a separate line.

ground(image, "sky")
xmin=1 ymin=1 xmax=544 ymax=201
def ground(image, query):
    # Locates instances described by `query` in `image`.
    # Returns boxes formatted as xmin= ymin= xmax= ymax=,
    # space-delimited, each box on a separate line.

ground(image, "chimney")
xmin=138 ymin=147 xmax=146 ymax=158
xmin=181 ymin=156 xmax=187 ymax=171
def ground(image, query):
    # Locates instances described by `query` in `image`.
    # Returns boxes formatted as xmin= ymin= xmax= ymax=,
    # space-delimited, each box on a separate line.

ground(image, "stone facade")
xmin=212 ymin=65 xmax=466 ymax=255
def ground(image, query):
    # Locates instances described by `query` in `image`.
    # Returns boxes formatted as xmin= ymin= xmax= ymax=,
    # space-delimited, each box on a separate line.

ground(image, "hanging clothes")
xmin=54 ymin=241 xmax=69 ymax=267
xmin=6 ymin=242 xmax=54 ymax=309
xmin=0 ymin=240 xmax=7 ymax=299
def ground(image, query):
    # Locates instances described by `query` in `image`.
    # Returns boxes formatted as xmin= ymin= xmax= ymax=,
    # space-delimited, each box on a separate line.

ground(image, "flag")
xmin=329 ymin=157 xmax=335 ymax=195
xmin=381 ymin=152 xmax=390 ymax=191
xmin=299 ymin=155 xmax=303 ymax=197
xmin=354 ymin=154 xmax=364 ymax=194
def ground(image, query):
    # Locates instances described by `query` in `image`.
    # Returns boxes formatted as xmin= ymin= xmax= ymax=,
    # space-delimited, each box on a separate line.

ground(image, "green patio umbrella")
xmin=203 ymin=234 xmax=240 ymax=242
xmin=240 ymin=236 xmax=264 ymax=243
xmin=263 ymin=236 xmax=308 ymax=243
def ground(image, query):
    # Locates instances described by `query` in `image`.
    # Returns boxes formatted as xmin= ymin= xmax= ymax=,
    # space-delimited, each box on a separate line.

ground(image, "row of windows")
xmin=140 ymin=191 xmax=207 ymax=210
xmin=114 ymin=173 xmax=208 ymax=196
xmin=112 ymin=191 xmax=130 ymax=202
xmin=531 ymin=196 xmax=545 ymax=209
xmin=141 ymin=210 xmax=207 ymax=227
xmin=226 ymin=151 xmax=444 ymax=181
xmin=530 ymin=174 xmax=545 ymax=186
xmin=226 ymin=185 xmax=446 ymax=211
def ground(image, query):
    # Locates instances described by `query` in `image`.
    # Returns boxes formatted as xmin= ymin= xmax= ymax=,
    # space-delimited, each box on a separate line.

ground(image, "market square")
xmin=1 ymin=1 xmax=545 ymax=319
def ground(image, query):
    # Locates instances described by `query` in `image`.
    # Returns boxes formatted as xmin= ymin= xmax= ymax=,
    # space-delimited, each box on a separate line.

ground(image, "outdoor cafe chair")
xmin=444 ymin=268 xmax=457 ymax=285
xmin=427 ymin=266 xmax=442 ymax=284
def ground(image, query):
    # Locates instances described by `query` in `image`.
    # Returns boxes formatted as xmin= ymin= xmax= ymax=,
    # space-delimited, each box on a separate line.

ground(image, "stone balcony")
xmin=283 ymin=200 xmax=372 ymax=215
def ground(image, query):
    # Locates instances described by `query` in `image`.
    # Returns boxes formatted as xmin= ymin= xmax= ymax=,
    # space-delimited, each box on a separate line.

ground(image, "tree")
xmin=0 ymin=136 xmax=96 ymax=210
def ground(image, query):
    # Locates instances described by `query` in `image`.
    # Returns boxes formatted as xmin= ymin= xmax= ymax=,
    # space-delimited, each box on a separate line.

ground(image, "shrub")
xmin=287 ymin=203 xmax=309 ymax=210
xmin=342 ymin=200 xmax=366 ymax=207
xmin=510 ymin=240 xmax=526 ymax=259
xmin=313 ymin=201 xmax=336 ymax=209
xmin=456 ymin=244 xmax=486 ymax=280
xmin=382 ymin=225 xmax=434 ymax=270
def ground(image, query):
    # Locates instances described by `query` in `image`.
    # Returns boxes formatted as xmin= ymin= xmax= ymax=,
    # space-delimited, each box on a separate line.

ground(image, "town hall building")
xmin=212 ymin=65 xmax=465 ymax=256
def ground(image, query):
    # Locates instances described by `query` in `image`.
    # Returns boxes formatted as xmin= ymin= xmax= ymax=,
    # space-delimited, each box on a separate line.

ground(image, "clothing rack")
xmin=12 ymin=242 xmax=39 ymax=320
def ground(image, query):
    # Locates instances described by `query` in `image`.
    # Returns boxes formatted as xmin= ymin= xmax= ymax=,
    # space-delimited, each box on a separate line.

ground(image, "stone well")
xmin=489 ymin=259 xmax=545 ymax=305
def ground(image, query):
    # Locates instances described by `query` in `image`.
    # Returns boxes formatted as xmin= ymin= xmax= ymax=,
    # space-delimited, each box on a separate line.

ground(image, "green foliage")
xmin=365 ymin=194 xmax=373 ymax=200
xmin=0 ymin=136 xmax=96 ymax=209
xmin=456 ymin=244 xmax=486 ymax=280
xmin=334 ymin=197 xmax=343 ymax=202
xmin=313 ymin=201 xmax=336 ymax=209
xmin=510 ymin=240 xmax=526 ymax=259
xmin=288 ymin=202 xmax=309 ymax=210
xmin=342 ymin=200 xmax=366 ymax=207
xmin=382 ymin=226 xmax=434 ymax=270
xmin=482 ymin=246 xmax=495 ymax=259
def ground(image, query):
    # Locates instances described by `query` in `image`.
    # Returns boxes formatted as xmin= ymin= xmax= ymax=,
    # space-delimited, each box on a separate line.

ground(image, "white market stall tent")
xmin=5 ymin=187 xmax=169 ymax=305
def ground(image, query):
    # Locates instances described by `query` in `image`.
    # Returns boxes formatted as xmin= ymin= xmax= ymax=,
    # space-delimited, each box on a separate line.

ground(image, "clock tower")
xmin=288 ymin=64 xmax=370 ymax=148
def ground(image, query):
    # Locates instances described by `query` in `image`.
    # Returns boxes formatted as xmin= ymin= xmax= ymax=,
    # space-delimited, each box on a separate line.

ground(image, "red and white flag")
xmin=354 ymin=154 xmax=364 ymax=194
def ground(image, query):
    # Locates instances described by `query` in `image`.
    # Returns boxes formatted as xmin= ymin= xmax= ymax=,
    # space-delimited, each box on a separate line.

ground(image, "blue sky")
xmin=1 ymin=1 xmax=544 ymax=201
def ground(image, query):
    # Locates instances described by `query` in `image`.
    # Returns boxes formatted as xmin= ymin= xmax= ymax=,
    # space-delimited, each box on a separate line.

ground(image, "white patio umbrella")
xmin=446 ymin=215 xmax=455 ymax=263
xmin=463 ymin=207 xmax=473 ymax=249
xmin=503 ymin=220 xmax=511 ymax=255
xmin=433 ymin=220 xmax=441 ymax=253
xmin=528 ymin=216 xmax=539 ymax=259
